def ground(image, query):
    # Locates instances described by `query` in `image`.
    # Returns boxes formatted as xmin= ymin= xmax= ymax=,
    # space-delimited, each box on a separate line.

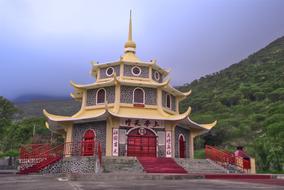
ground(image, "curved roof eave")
xmin=70 ymin=77 xmax=117 ymax=89
xmin=45 ymin=121 xmax=65 ymax=135
xmin=179 ymin=117 xmax=217 ymax=132
xmin=43 ymin=109 xmax=110 ymax=123
xmin=162 ymin=84 xmax=192 ymax=97
xmin=108 ymin=106 xmax=191 ymax=121
xmin=118 ymin=78 xmax=170 ymax=88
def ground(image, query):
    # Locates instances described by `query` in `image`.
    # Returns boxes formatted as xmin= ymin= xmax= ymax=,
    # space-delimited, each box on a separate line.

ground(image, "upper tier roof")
xmin=70 ymin=76 xmax=191 ymax=99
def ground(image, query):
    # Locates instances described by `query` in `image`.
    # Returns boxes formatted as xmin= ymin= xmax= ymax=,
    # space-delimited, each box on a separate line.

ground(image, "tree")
xmin=0 ymin=96 xmax=17 ymax=151
xmin=0 ymin=96 xmax=17 ymax=132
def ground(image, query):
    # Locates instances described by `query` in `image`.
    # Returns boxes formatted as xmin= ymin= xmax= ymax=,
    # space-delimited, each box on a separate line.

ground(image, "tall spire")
xmin=124 ymin=10 xmax=136 ymax=53
xmin=128 ymin=10 xmax=132 ymax=41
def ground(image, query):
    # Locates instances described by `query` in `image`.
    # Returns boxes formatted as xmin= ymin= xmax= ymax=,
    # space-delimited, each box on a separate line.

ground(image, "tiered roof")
xmin=43 ymin=12 xmax=216 ymax=135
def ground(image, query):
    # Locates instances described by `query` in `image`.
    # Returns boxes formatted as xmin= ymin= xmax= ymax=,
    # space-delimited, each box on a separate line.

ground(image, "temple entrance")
xmin=82 ymin=129 xmax=95 ymax=156
xmin=127 ymin=128 xmax=157 ymax=157
xmin=179 ymin=135 xmax=185 ymax=158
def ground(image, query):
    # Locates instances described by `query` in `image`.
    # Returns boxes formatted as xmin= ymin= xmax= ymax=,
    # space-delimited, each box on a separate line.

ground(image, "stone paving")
xmin=0 ymin=174 xmax=283 ymax=190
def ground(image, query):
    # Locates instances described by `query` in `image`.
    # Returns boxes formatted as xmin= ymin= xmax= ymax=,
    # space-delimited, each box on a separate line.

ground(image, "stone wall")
xmin=41 ymin=156 xmax=98 ymax=174
xmin=124 ymin=65 xmax=149 ymax=78
xmin=120 ymin=85 xmax=157 ymax=105
xmin=99 ymin=65 xmax=120 ymax=79
xmin=73 ymin=121 xmax=107 ymax=156
xmin=86 ymin=86 xmax=115 ymax=106
xmin=174 ymin=126 xmax=190 ymax=158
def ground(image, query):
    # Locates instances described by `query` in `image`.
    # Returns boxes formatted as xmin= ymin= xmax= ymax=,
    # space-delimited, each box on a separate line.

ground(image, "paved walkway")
xmin=0 ymin=174 xmax=283 ymax=190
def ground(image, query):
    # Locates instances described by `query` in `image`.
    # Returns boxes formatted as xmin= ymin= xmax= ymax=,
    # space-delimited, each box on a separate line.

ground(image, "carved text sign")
xmin=166 ymin=131 xmax=172 ymax=157
xmin=112 ymin=128 xmax=119 ymax=156
xmin=120 ymin=118 xmax=164 ymax=128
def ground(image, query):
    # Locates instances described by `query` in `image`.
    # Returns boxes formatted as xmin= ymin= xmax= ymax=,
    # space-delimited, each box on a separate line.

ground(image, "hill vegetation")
xmin=0 ymin=36 xmax=283 ymax=172
xmin=178 ymin=36 xmax=284 ymax=171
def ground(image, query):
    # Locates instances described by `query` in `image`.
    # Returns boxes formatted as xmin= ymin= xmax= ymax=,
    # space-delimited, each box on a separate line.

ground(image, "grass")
xmin=194 ymin=149 xmax=205 ymax=159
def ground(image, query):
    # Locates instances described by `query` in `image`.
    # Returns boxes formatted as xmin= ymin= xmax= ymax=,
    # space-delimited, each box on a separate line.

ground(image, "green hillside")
xmin=178 ymin=36 xmax=284 ymax=171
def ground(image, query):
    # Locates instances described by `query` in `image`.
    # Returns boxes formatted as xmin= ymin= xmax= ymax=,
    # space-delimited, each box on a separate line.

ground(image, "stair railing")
xmin=19 ymin=144 xmax=64 ymax=173
xmin=19 ymin=144 xmax=51 ymax=159
xmin=19 ymin=141 xmax=103 ymax=174
xmin=205 ymin=145 xmax=251 ymax=173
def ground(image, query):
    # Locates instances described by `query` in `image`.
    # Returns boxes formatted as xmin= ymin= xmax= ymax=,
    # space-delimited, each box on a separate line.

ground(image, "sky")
xmin=0 ymin=0 xmax=284 ymax=100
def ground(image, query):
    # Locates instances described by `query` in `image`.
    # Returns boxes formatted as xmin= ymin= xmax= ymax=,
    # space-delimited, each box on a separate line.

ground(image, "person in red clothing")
xmin=234 ymin=146 xmax=250 ymax=160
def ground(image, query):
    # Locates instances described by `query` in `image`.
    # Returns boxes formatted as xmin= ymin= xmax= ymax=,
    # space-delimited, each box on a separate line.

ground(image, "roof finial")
xmin=124 ymin=10 xmax=136 ymax=53
xmin=128 ymin=10 xmax=132 ymax=41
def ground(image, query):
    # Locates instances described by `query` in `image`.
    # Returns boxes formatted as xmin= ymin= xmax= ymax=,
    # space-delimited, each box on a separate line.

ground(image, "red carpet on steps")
xmin=138 ymin=157 xmax=187 ymax=174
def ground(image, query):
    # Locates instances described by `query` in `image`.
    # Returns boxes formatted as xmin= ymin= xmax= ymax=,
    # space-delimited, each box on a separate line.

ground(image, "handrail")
xmin=205 ymin=145 xmax=251 ymax=172
xmin=35 ymin=144 xmax=64 ymax=158
xmin=19 ymin=141 xmax=103 ymax=174
xmin=19 ymin=144 xmax=51 ymax=159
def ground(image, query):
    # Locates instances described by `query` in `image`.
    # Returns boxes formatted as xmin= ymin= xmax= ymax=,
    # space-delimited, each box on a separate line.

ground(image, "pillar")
xmin=189 ymin=132 xmax=196 ymax=159
xmin=64 ymin=123 xmax=73 ymax=157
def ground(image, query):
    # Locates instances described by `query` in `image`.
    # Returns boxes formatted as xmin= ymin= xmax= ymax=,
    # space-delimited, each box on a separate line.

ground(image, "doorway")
xmin=127 ymin=128 xmax=157 ymax=157
xmin=82 ymin=129 xmax=95 ymax=156
xmin=179 ymin=135 xmax=185 ymax=158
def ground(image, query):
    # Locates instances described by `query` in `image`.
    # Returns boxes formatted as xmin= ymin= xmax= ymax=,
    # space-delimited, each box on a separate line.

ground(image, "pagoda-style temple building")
xmin=43 ymin=13 xmax=216 ymax=159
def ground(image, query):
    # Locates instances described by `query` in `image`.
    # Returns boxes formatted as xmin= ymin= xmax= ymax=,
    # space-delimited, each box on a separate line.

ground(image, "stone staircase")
xmin=138 ymin=157 xmax=187 ymax=173
xmin=174 ymin=158 xmax=228 ymax=174
xmin=102 ymin=156 xmax=143 ymax=173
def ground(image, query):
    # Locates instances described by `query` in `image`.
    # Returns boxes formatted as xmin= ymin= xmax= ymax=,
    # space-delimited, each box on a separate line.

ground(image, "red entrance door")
xmin=127 ymin=128 xmax=157 ymax=157
xmin=82 ymin=129 xmax=95 ymax=156
xmin=179 ymin=135 xmax=185 ymax=158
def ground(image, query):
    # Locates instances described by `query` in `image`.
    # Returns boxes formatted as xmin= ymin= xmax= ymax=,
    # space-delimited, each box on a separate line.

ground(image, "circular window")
xmin=154 ymin=71 xmax=160 ymax=81
xmin=131 ymin=66 xmax=141 ymax=76
xmin=106 ymin=67 xmax=114 ymax=76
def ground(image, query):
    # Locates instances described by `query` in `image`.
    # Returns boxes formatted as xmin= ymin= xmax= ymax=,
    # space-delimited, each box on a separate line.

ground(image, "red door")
xmin=82 ymin=129 xmax=95 ymax=156
xmin=127 ymin=128 xmax=157 ymax=157
xmin=179 ymin=135 xmax=185 ymax=158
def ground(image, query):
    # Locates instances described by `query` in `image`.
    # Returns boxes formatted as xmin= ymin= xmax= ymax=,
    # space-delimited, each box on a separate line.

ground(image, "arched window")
xmin=166 ymin=94 xmax=171 ymax=109
xmin=133 ymin=88 xmax=145 ymax=104
xmin=96 ymin=88 xmax=106 ymax=104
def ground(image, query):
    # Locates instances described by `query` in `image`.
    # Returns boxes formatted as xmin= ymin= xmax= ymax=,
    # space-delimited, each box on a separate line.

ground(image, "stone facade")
xmin=162 ymin=91 xmax=176 ymax=111
xmin=120 ymin=85 xmax=157 ymax=105
xmin=41 ymin=157 xmax=98 ymax=175
xmin=174 ymin=126 xmax=190 ymax=158
xmin=152 ymin=69 xmax=163 ymax=83
xmin=73 ymin=121 xmax=107 ymax=156
xmin=124 ymin=64 xmax=149 ymax=78
xmin=99 ymin=65 xmax=120 ymax=79
xmin=86 ymin=86 xmax=115 ymax=106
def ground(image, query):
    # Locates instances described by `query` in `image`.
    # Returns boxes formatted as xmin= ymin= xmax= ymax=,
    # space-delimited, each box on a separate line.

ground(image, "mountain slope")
xmin=15 ymin=99 xmax=81 ymax=118
xmin=178 ymin=36 xmax=284 ymax=170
